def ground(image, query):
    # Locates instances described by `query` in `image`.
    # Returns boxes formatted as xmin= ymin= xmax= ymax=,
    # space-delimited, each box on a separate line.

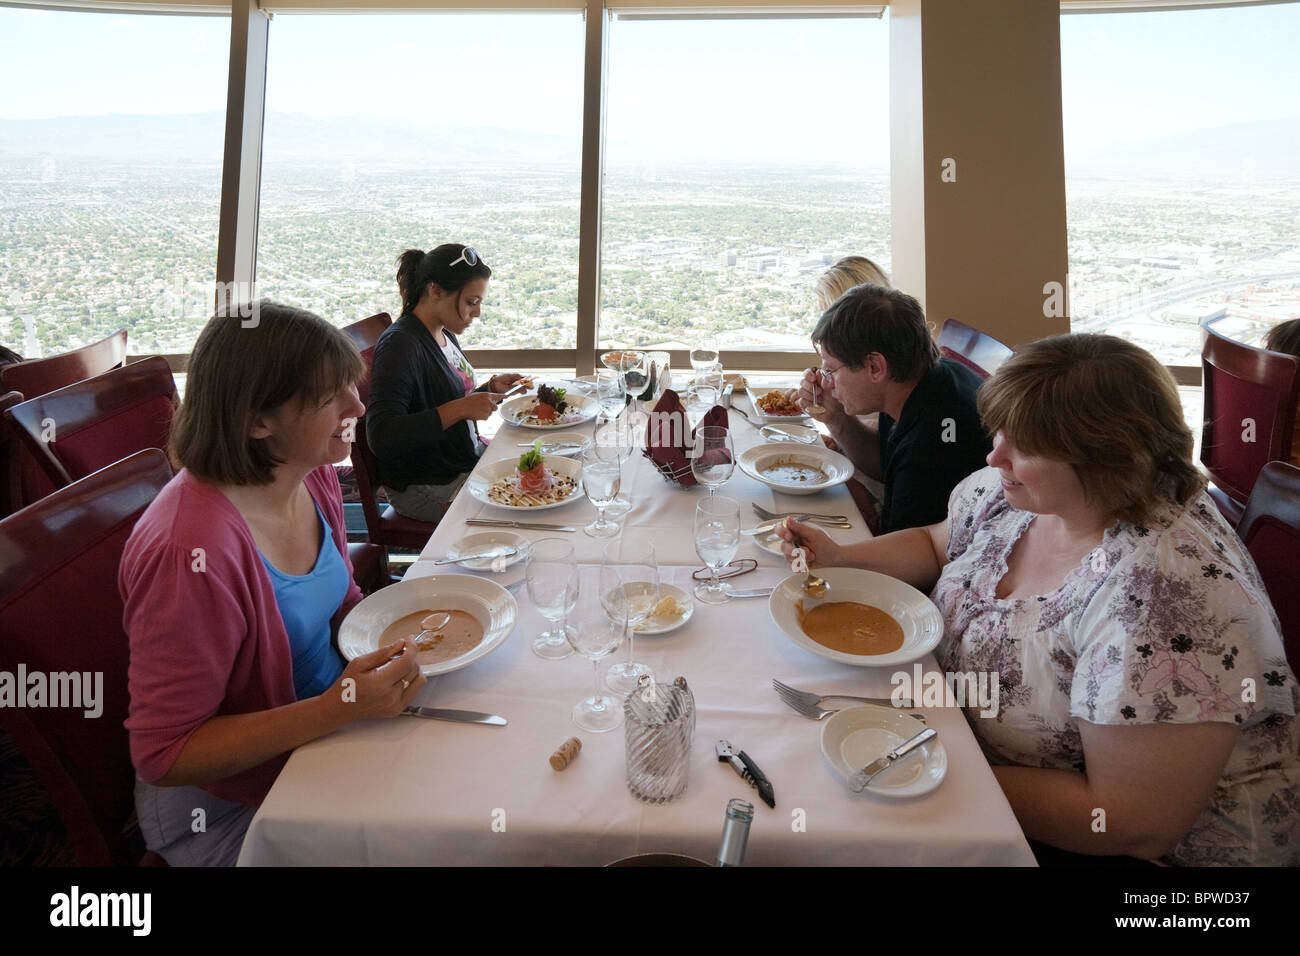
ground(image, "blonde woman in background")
xmin=812 ymin=254 xmax=891 ymax=311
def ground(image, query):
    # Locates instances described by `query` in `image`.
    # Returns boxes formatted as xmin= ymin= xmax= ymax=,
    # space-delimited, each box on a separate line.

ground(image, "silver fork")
xmin=773 ymin=678 xmax=919 ymax=715
xmin=753 ymin=504 xmax=849 ymax=523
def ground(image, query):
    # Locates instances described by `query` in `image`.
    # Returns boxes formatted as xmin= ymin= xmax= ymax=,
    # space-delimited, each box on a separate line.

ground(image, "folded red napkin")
xmin=643 ymin=389 xmax=730 ymax=487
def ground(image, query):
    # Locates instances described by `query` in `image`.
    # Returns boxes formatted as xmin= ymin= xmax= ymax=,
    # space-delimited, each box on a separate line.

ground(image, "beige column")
xmin=890 ymin=0 xmax=1069 ymax=348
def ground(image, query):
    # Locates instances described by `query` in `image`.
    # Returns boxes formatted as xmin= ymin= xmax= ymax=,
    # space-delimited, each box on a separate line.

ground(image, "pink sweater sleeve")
xmin=121 ymin=529 xmax=257 ymax=784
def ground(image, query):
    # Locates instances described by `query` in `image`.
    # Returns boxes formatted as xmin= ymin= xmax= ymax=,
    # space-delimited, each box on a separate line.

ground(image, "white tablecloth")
xmin=239 ymin=395 xmax=1035 ymax=866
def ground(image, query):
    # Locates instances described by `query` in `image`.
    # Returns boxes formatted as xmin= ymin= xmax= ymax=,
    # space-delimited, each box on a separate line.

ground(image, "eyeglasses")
xmin=819 ymin=362 xmax=844 ymax=379
xmin=447 ymin=246 xmax=480 ymax=269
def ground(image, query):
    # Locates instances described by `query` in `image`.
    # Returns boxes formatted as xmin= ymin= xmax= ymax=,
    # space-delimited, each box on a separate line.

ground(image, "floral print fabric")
xmin=933 ymin=466 xmax=1300 ymax=865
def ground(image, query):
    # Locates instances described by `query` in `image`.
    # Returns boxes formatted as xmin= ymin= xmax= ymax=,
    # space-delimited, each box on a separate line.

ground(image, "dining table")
xmin=237 ymin=383 xmax=1036 ymax=866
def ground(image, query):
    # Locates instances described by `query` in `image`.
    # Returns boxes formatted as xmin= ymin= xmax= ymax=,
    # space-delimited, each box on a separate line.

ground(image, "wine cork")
xmin=549 ymin=737 xmax=582 ymax=771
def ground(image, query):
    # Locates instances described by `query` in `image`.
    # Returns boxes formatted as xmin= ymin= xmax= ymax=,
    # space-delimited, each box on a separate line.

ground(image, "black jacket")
xmin=365 ymin=313 xmax=488 ymax=491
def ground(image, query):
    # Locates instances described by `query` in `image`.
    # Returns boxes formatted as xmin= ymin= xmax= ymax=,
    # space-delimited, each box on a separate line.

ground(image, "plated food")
xmin=738 ymin=443 xmax=852 ymax=496
xmin=339 ymin=574 xmax=517 ymax=677
xmin=755 ymin=390 xmax=804 ymax=417
xmin=633 ymin=584 xmax=694 ymax=636
xmin=381 ymin=608 xmax=485 ymax=665
xmin=796 ymin=601 xmax=905 ymax=656
xmin=466 ymin=453 xmax=585 ymax=512
xmin=821 ymin=705 xmax=948 ymax=797
xmin=767 ymin=568 xmax=942 ymax=667
xmin=499 ymin=390 xmax=598 ymax=429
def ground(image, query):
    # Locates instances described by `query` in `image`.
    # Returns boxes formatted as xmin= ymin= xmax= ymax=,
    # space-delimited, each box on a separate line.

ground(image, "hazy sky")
xmin=1 ymin=3 xmax=1297 ymax=163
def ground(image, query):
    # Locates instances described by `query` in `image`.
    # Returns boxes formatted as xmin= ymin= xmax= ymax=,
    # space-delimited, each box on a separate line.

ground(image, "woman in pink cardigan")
xmin=120 ymin=301 xmax=426 ymax=866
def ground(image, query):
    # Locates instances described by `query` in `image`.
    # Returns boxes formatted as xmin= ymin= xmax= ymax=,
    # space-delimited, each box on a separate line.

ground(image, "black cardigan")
xmin=365 ymin=313 xmax=489 ymax=491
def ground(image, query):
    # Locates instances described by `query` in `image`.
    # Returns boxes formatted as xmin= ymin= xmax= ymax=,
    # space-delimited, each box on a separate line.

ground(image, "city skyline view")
xmin=1 ymin=4 xmax=1298 ymax=366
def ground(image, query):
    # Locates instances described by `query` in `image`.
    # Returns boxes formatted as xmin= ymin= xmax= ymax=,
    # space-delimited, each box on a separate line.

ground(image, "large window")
xmin=0 ymin=6 xmax=229 ymax=358
xmin=600 ymin=13 xmax=890 ymax=353
xmin=1061 ymin=2 xmax=1300 ymax=363
xmin=257 ymin=12 xmax=584 ymax=346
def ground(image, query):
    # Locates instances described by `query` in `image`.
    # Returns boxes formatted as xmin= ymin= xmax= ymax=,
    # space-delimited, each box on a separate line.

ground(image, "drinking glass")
xmin=567 ymin=567 xmax=626 ymax=733
xmin=596 ymin=369 xmax=625 ymax=418
xmin=684 ymin=388 xmax=712 ymax=432
xmin=616 ymin=351 xmax=649 ymax=416
xmin=693 ymin=362 xmax=723 ymax=406
xmin=690 ymin=345 xmax=720 ymax=375
xmin=694 ymin=496 xmax=740 ymax=605
xmin=602 ymin=540 xmax=658 ymax=694
xmin=581 ymin=456 xmax=621 ymax=538
xmin=691 ymin=425 xmax=735 ymax=497
xmin=594 ymin=413 xmax=633 ymax=519
xmin=524 ymin=539 xmax=578 ymax=660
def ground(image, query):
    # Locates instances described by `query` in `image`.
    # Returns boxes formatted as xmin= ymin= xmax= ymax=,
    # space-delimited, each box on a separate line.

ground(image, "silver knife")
xmin=431 ymin=547 xmax=518 ymax=566
xmin=466 ymin=518 xmax=577 ymax=532
xmin=728 ymin=587 xmax=775 ymax=599
xmin=848 ymin=728 xmax=937 ymax=792
xmin=402 ymin=706 xmax=507 ymax=726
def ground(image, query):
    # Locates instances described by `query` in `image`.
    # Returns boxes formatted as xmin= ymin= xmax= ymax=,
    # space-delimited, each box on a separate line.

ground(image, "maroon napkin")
xmin=643 ymin=389 xmax=730 ymax=487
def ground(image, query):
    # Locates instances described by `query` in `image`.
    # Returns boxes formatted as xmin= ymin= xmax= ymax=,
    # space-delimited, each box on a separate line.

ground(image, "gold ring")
xmin=400 ymin=678 xmax=411 ymax=691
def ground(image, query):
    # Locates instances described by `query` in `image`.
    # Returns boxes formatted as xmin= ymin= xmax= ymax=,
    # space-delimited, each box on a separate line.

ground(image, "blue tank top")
xmin=260 ymin=505 xmax=348 ymax=699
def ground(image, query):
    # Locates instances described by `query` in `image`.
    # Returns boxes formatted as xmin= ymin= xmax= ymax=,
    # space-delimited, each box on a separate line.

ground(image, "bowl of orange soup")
xmin=767 ymin=568 xmax=942 ymax=668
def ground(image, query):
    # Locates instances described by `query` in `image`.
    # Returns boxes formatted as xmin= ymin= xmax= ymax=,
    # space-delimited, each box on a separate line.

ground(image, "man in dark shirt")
xmin=795 ymin=284 xmax=991 ymax=532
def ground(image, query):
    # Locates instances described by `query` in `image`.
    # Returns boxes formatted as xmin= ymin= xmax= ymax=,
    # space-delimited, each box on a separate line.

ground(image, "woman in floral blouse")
xmin=780 ymin=333 xmax=1298 ymax=865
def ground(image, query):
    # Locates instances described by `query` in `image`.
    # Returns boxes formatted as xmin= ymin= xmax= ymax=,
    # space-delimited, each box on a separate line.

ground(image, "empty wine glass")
xmin=693 ymin=362 xmax=723 ymax=406
xmin=691 ymin=425 xmax=735 ymax=497
xmin=567 ymin=567 xmax=627 ymax=733
xmin=596 ymin=369 xmax=625 ymax=418
xmin=616 ymin=351 xmax=649 ymax=416
xmin=602 ymin=540 xmax=658 ymax=694
xmin=525 ymin=538 xmax=578 ymax=660
xmin=595 ymin=413 xmax=633 ymax=519
xmin=690 ymin=345 xmax=720 ymax=375
xmin=694 ymin=496 xmax=740 ymax=605
xmin=581 ymin=455 xmax=622 ymax=538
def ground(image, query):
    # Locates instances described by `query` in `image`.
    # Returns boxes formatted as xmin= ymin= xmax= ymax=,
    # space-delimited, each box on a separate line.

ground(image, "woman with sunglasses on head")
xmin=367 ymin=244 xmax=527 ymax=521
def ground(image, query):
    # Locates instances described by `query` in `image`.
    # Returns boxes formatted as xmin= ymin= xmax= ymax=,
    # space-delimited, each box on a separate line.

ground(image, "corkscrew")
xmin=715 ymin=739 xmax=776 ymax=808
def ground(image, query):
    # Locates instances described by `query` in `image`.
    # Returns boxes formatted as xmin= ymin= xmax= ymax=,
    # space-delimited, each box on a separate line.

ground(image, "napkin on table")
xmin=642 ymin=388 xmax=731 ymax=487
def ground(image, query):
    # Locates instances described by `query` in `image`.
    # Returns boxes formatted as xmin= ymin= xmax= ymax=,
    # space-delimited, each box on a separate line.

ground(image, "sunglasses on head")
xmin=447 ymin=246 xmax=480 ymax=269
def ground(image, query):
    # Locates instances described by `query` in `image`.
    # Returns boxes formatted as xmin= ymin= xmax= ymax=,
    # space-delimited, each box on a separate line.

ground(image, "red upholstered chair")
xmin=0 ymin=448 xmax=172 ymax=865
xmin=1236 ymin=461 xmax=1300 ymax=675
xmin=0 ymin=329 xmax=127 ymax=399
xmin=354 ymin=346 xmax=441 ymax=551
xmin=1200 ymin=324 xmax=1300 ymax=527
xmin=937 ymin=318 xmax=1013 ymax=381
xmin=4 ymin=355 xmax=177 ymax=489
xmin=340 ymin=312 xmax=440 ymax=554
xmin=0 ymin=390 xmax=23 ymax=518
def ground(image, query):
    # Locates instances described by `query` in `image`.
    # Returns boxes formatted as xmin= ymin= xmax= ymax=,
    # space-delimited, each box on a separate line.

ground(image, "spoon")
xmin=783 ymin=518 xmax=831 ymax=598
xmin=413 ymin=611 xmax=452 ymax=646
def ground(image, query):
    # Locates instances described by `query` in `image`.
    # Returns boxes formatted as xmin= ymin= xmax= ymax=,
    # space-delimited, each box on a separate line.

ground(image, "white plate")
xmin=749 ymin=390 xmax=810 ymax=423
xmin=760 ymin=423 xmax=819 ymax=444
xmin=445 ymin=531 xmax=533 ymax=571
xmin=499 ymin=392 xmax=599 ymax=429
xmin=632 ymin=583 xmax=694 ymax=635
xmin=339 ymin=575 xmax=517 ymax=677
xmin=466 ymin=455 xmax=586 ymax=512
xmin=751 ymin=529 xmax=785 ymax=558
xmin=821 ymin=705 xmax=947 ymax=797
xmin=738 ymin=443 xmax=853 ymax=496
xmin=767 ymin=568 xmax=943 ymax=668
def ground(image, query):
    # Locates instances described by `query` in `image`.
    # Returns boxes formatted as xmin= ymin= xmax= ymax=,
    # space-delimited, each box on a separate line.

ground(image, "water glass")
xmin=694 ymin=496 xmax=739 ymax=605
xmin=581 ymin=457 xmax=622 ymax=538
xmin=596 ymin=369 xmax=625 ymax=417
xmin=689 ymin=346 xmax=720 ymax=374
xmin=594 ymin=414 xmax=633 ymax=519
xmin=625 ymin=676 xmax=696 ymax=804
xmin=524 ymin=539 xmax=578 ymax=660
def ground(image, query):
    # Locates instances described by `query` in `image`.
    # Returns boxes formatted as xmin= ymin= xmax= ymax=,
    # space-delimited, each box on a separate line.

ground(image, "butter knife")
xmin=431 ymin=547 xmax=518 ymax=566
xmin=402 ymin=706 xmax=507 ymax=726
xmin=848 ymin=728 xmax=937 ymax=792
xmin=728 ymin=587 xmax=774 ymax=599
xmin=466 ymin=518 xmax=576 ymax=532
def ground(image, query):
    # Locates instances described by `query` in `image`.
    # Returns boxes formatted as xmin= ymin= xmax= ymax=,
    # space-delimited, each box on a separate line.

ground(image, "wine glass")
xmin=616 ymin=351 xmax=649 ymax=416
xmin=694 ymin=496 xmax=740 ymax=605
xmin=594 ymin=413 xmax=633 ymax=519
xmin=693 ymin=362 xmax=723 ymax=406
xmin=581 ymin=455 xmax=621 ymax=538
xmin=690 ymin=345 xmax=719 ymax=376
xmin=596 ymin=369 xmax=625 ymax=418
xmin=691 ymin=425 xmax=735 ymax=497
xmin=566 ymin=566 xmax=627 ymax=733
xmin=601 ymin=540 xmax=658 ymax=694
xmin=524 ymin=539 xmax=578 ymax=660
